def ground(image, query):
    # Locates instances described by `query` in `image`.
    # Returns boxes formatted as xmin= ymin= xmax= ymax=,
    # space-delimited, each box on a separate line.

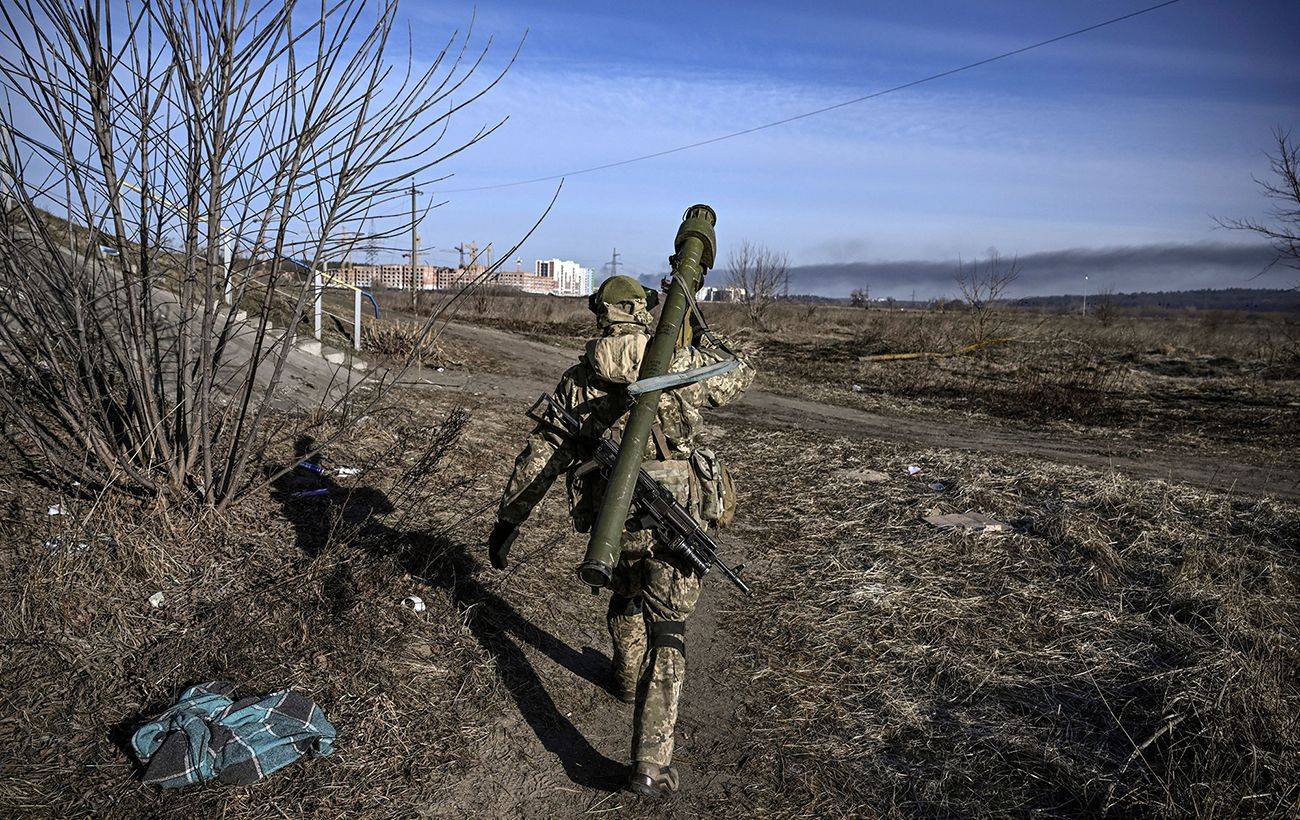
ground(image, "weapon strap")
xmin=649 ymin=423 xmax=671 ymax=461
xmin=682 ymin=279 xmax=739 ymax=359
xmin=612 ymin=385 xmax=670 ymax=461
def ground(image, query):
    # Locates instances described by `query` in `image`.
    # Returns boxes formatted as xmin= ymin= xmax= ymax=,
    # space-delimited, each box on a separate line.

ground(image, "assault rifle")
xmin=527 ymin=393 xmax=752 ymax=596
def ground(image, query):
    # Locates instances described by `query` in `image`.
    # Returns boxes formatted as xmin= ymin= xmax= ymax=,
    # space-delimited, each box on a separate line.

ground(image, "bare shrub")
xmin=0 ymin=0 xmax=513 ymax=507
xmin=471 ymin=284 xmax=519 ymax=316
xmin=955 ymin=251 xmax=1020 ymax=345
xmin=1217 ymin=127 xmax=1300 ymax=277
xmin=362 ymin=320 xmax=445 ymax=361
xmin=727 ymin=240 xmax=790 ymax=329
xmin=1091 ymin=287 xmax=1118 ymax=326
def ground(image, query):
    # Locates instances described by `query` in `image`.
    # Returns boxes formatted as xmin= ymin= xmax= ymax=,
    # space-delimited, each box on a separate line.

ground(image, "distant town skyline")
xmin=332 ymin=256 xmax=594 ymax=297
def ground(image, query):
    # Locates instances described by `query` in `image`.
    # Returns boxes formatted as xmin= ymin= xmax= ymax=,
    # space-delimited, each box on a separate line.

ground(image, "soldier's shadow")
xmin=268 ymin=444 xmax=625 ymax=792
xmin=402 ymin=532 xmax=627 ymax=792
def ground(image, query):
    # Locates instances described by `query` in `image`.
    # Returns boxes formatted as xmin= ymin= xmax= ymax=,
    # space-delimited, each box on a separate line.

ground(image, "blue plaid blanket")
xmin=129 ymin=682 xmax=336 ymax=788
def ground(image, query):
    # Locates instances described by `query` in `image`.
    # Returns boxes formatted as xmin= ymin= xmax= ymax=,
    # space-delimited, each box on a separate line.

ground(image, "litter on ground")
xmin=403 ymin=595 xmax=427 ymax=613
xmin=923 ymin=511 xmax=1010 ymax=533
xmin=43 ymin=538 xmax=89 ymax=554
xmin=148 ymin=591 xmax=166 ymax=608
xmin=907 ymin=465 xmax=923 ymax=476
xmin=129 ymin=681 xmax=335 ymax=788
xmin=47 ymin=503 xmax=65 ymax=515
xmin=335 ymin=467 xmax=362 ymax=478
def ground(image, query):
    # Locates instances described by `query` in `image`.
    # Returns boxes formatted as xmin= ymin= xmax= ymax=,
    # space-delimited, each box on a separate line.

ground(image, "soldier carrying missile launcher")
xmin=487 ymin=205 xmax=754 ymax=797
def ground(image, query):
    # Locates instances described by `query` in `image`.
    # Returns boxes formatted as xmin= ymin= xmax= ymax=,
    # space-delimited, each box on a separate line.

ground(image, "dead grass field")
xmin=411 ymin=290 xmax=1300 ymax=458
xmin=3 ymin=372 xmax=1297 ymax=817
xmin=724 ymin=424 xmax=1300 ymax=817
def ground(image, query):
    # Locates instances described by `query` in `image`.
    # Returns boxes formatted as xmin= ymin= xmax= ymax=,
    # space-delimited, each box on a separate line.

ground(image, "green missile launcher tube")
xmin=576 ymin=204 xmax=717 ymax=588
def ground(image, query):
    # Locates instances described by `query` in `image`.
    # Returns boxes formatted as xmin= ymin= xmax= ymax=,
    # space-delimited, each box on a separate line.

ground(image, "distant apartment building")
xmin=332 ymin=264 xmax=456 ymax=290
xmin=490 ymin=267 xmax=557 ymax=294
xmin=536 ymin=259 xmax=594 ymax=297
xmin=328 ymin=257 xmax=594 ymax=297
xmin=698 ymin=285 xmax=746 ymax=302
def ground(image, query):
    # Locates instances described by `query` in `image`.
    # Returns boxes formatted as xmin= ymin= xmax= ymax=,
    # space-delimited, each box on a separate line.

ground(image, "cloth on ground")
xmin=129 ymin=681 xmax=335 ymax=788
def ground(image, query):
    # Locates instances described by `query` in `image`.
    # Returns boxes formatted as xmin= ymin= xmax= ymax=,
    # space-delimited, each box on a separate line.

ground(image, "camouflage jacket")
xmin=497 ymin=323 xmax=754 ymax=529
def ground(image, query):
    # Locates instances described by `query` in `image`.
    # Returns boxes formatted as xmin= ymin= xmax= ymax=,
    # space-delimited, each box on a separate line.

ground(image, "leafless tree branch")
xmin=726 ymin=239 xmax=789 ymax=329
xmin=0 ymin=0 xmax=516 ymax=507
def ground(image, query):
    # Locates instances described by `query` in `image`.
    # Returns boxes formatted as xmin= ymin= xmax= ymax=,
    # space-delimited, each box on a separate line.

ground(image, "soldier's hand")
xmin=487 ymin=520 xmax=519 ymax=570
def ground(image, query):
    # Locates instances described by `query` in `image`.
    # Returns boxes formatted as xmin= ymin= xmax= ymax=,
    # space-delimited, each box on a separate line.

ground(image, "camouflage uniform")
xmin=497 ymin=287 xmax=753 ymax=770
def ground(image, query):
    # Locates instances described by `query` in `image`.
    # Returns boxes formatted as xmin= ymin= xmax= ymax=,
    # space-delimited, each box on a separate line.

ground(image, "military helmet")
xmin=588 ymin=275 xmax=660 ymax=314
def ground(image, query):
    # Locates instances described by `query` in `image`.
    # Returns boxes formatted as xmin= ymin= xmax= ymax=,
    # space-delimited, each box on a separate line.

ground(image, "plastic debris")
xmin=43 ymin=537 xmax=89 ymax=554
xmin=923 ymin=511 xmax=1009 ymax=533
xmin=47 ymin=503 xmax=66 ymax=515
xmin=148 ymin=591 xmax=166 ymax=608
xmin=334 ymin=467 xmax=361 ymax=478
xmin=436 ymin=367 xmax=445 ymax=373
xmin=851 ymin=384 xmax=863 ymax=392
xmin=906 ymin=465 xmax=922 ymax=476
xmin=929 ymin=482 xmax=947 ymax=491
xmin=402 ymin=595 xmax=427 ymax=613
xmin=292 ymin=488 xmax=330 ymax=498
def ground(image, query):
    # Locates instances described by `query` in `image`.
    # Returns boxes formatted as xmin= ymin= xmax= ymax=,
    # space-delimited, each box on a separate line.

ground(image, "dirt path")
xmin=379 ymin=319 xmax=1298 ymax=815
xmin=426 ymin=556 xmax=749 ymax=818
xmin=428 ymin=320 xmax=1300 ymax=502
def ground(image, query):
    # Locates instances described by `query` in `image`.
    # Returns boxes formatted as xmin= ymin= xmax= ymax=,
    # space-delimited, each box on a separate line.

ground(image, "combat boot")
xmin=629 ymin=762 xmax=680 ymax=797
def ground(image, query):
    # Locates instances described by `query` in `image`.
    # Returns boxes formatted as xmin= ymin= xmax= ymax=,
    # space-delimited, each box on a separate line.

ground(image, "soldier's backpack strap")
xmin=649 ymin=422 xmax=671 ymax=461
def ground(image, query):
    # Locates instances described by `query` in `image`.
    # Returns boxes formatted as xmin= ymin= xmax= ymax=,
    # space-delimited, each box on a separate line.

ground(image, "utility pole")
xmin=409 ymin=182 xmax=423 ymax=310
xmin=1082 ymin=274 xmax=1089 ymax=317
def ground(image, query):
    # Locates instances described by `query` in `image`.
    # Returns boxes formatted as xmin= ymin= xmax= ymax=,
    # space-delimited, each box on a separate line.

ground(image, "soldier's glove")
xmin=487 ymin=519 xmax=519 ymax=570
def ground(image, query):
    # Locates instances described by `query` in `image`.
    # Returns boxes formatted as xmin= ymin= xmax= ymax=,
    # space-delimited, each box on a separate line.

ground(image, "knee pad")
xmin=649 ymin=620 xmax=686 ymax=657
xmin=607 ymin=594 xmax=643 ymax=619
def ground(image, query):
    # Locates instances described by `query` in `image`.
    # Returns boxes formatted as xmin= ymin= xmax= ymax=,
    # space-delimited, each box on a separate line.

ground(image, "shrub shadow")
xmin=267 ymin=442 xmax=625 ymax=791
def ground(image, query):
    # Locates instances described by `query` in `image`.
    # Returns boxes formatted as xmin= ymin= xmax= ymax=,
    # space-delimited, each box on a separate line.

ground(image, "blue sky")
xmin=401 ymin=0 xmax=1299 ymax=295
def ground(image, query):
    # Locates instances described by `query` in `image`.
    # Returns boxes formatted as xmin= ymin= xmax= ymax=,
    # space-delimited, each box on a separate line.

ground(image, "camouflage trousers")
xmin=607 ymin=532 xmax=701 ymax=768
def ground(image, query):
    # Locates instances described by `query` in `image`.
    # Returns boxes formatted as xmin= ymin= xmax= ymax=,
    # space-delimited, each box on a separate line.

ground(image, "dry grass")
xmin=359 ymin=319 xmax=465 ymax=366
xmin=0 ymin=402 xmax=508 ymax=816
xmin=432 ymin=292 xmax=1300 ymax=452
xmin=717 ymin=425 xmax=1300 ymax=818
xmin=1 ymin=322 xmax=1297 ymax=817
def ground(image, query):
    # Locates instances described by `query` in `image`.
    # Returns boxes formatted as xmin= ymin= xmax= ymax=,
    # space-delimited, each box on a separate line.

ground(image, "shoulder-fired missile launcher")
xmin=577 ymin=204 xmax=718 ymax=588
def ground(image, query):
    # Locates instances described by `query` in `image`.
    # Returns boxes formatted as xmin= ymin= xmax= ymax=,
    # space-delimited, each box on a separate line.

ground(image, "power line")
xmin=441 ymin=0 xmax=1184 ymax=193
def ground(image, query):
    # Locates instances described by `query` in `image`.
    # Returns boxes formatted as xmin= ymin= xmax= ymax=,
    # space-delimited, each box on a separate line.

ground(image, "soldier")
xmin=486 ymin=274 xmax=754 ymax=797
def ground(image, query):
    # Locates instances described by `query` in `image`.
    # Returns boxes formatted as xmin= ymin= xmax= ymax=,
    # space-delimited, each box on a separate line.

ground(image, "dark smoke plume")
xmin=788 ymin=243 xmax=1285 ymax=298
